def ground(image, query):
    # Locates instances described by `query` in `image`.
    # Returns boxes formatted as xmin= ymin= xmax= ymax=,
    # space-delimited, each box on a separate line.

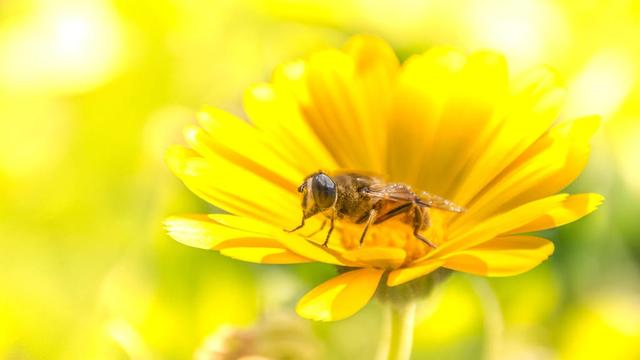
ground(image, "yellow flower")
xmin=164 ymin=35 xmax=603 ymax=321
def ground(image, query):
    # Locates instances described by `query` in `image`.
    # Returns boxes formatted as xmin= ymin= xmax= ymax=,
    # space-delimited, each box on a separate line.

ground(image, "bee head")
xmin=298 ymin=171 xmax=337 ymax=218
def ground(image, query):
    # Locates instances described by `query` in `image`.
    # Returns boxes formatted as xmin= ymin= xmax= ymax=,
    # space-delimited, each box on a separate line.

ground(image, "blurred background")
xmin=1 ymin=0 xmax=639 ymax=359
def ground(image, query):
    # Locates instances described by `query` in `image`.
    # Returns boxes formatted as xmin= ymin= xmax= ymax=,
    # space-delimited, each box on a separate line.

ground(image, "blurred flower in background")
xmin=0 ymin=0 xmax=638 ymax=359
xmin=194 ymin=312 xmax=322 ymax=360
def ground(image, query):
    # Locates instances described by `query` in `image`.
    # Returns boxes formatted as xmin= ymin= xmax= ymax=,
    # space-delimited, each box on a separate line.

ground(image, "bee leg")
xmin=373 ymin=202 xmax=412 ymax=224
xmin=284 ymin=212 xmax=305 ymax=233
xmin=304 ymin=218 xmax=327 ymax=237
xmin=412 ymin=206 xmax=436 ymax=248
xmin=322 ymin=210 xmax=335 ymax=247
xmin=358 ymin=208 xmax=379 ymax=246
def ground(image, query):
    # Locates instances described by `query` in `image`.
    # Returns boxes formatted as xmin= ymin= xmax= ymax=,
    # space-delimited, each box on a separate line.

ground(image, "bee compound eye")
xmin=311 ymin=173 xmax=337 ymax=209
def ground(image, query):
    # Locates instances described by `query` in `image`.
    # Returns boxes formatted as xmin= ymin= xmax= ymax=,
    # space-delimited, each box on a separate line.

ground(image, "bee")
xmin=285 ymin=171 xmax=465 ymax=248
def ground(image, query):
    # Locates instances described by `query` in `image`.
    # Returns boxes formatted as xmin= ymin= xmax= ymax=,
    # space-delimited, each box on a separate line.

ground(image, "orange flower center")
xmin=329 ymin=210 xmax=451 ymax=267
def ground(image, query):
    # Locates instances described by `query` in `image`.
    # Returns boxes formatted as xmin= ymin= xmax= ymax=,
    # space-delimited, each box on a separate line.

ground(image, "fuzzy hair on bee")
xmin=285 ymin=171 xmax=465 ymax=248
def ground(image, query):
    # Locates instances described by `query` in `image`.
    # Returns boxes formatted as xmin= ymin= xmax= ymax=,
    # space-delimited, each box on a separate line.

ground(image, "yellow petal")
xmin=386 ymin=260 xmax=444 ymax=287
xmin=166 ymin=145 xmax=275 ymax=222
xmin=165 ymin=216 xmax=310 ymax=264
xmin=450 ymin=66 xmax=566 ymax=206
xmin=435 ymin=194 xmax=571 ymax=258
xmin=509 ymin=193 xmax=604 ymax=234
xmin=209 ymin=214 xmax=349 ymax=266
xmin=344 ymin=34 xmax=399 ymax=77
xmin=164 ymin=214 xmax=347 ymax=265
xmin=220 ymin=247 xmax=312 ymax=264
xmin=389 ymin=46 xmax=467 ymax=185
xmin=442 ymin=235 xmax=554 ymax=276
xmin=341 ymin=247 xmax=406 ymax=269
xmin=165 ymin=144 xmax=300 ymax=225
xmin=343 ymin=34 xmax=398 ymax=171
xmin=272 ymin=60 xmax=311 ymax=104
xmin=293 ymin=37 xmax=397 ymax=172
xmin=164 ymin=214 xmax=248 ymax=249
xmin=165 ymin=144 xmax=197 ymax=175
xmin=456 ymin=116 xmax=600 ymax=225
xmin=417 ymin=50 xmax=508 ymax=196
xmin=510 ymin=116 xmax=601 ymax=204
xmin=191 ymin=106 xmax=305 ymax=190
xmin=243 ymin=82 xmax=337 ymax=174
xmin=305 ymin=50 xmax=374 ymax=170
xmin=264 ymin=36 xmax=398 ymax=174
xmin=296 ymin=268 xmax=384 ymax=321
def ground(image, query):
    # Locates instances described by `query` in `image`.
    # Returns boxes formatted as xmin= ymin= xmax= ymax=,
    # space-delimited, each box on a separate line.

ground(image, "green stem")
xmin=377 ymin=301 xmax=417 ymax=360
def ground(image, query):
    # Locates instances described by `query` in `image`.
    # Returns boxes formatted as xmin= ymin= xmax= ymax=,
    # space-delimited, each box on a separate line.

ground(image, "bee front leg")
xmin=322 ymin=210 xmax=335 ymax=247
xmin=304 ymin=218 xmax=327 ymax=237
xmin=412 ymin=206 xmax=437 ymax=248
xmin=284 ymin=212 xmax=306 ymax=233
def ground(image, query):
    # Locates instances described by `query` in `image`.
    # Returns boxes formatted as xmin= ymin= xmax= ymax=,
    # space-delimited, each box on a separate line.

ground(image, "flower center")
xmin=337 ymin=210 xmax=449 ymax=266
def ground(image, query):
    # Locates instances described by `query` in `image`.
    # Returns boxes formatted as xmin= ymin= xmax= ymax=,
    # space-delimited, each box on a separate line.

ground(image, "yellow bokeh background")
xmin=1 ymin=0 xmax=639 ymax=358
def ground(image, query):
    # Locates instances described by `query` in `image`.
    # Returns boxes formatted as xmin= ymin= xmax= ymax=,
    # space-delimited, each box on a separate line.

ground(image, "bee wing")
xmin=418 ymin=191 xmax=466 ymax=213
xmin=364 ymin=183 xmax=417 ymax=203
xmin=365 ymin=183 xmax=466 ymax=213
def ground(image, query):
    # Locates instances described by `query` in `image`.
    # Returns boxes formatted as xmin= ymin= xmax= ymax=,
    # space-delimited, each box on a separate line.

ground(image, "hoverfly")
xmin=285 ymin=171 xmax=465 ymax=248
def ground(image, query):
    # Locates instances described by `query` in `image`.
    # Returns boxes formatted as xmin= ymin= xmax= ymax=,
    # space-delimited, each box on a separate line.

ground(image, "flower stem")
xmin=377 ymin=301 xmax=417 ymax=360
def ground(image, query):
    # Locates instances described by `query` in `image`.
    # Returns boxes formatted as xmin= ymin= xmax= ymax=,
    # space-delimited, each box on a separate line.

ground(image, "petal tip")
xmin=295 ymin=269 xmax=383 ymax=322
xmin=386 ymin=273 xmax=404 ymax=287
xmin=245 ymin=83 xmax=276 ymax=102
xmin=164 ymin=145 xmax=192 ymax=174
xmin=163 ymin=215 xmax=210 ymax=249
xmin=295 ymin=303 xmax=332 ymax=322
xmin=588 ymin=193 xmax=606 ymax=210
